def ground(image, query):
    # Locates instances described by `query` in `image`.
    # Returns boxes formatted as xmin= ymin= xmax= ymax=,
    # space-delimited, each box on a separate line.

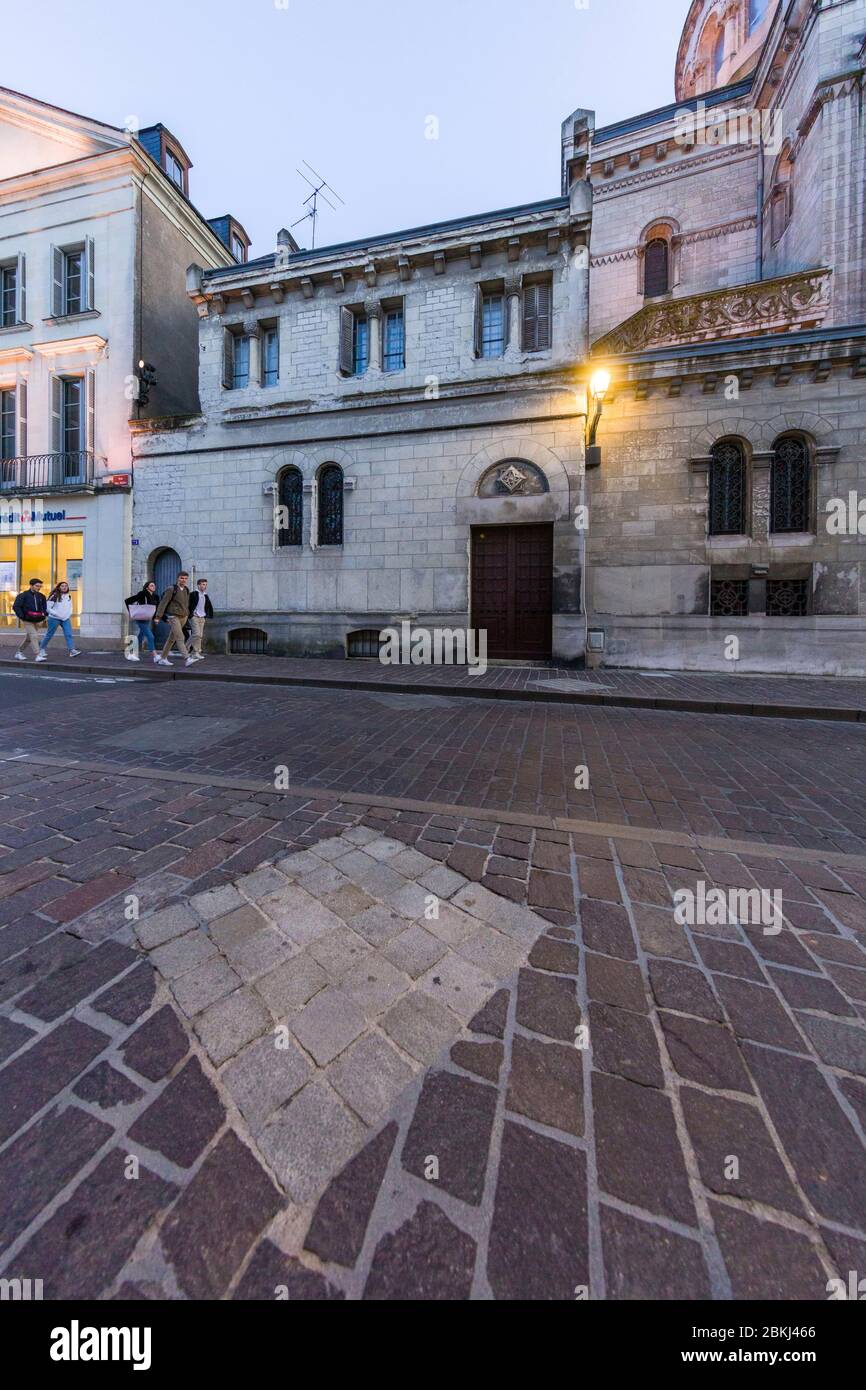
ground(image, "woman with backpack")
xmin=35 ymin=581 xmax=80 ymax=660
xmin=124 ymin=580 xmax=159 ymax=661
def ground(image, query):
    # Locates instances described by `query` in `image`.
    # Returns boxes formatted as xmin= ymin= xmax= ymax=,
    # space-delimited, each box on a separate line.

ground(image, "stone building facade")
xmin=584 ymin=0 xmax=866 ymax=674
xmin=130 ymin=0 xmax=865 ymax=674
xmin=0 ymin=88 xmax=242 ymax=640
xmin=131 ymin=186 xmax=594 ymax=661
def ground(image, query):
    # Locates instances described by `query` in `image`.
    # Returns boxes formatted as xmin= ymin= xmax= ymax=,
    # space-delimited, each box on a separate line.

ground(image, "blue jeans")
xmin=39 ymin=617 xmax=75 ymax=653
xmin=135 ymin=621 xmax=155 ymax=653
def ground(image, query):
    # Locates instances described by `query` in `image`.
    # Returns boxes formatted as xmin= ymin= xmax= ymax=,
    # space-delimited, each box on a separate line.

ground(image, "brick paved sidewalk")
xmin=1 ymin=759 xmax=865 ymax=1299
xmin=2 ymin=648 xmax=864 ymax=720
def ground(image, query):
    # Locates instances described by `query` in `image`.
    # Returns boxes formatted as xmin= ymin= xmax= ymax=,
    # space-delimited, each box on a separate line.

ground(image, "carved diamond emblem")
xmin=498 ymin=465 xmax=527 ymax=494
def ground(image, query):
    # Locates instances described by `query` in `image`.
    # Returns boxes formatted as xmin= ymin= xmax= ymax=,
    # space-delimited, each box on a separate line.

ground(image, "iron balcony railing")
xmin=0 ymin=452 xmax=100 ymax=492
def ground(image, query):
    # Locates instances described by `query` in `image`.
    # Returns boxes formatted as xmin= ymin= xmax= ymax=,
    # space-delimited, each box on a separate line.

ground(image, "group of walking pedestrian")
xmin=10 ymin=570 xmax=213 ymax=667
xmin=13 ymin=578 xmax=81 ymax=661
xmin=124 ymin=571 xmax=213 ymax=667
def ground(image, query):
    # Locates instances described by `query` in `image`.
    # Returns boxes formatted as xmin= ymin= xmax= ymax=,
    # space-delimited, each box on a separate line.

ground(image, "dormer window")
xmin=231 ymin=234 xmax=247 ymax=263
xmin=164 ymin=149 xmax=184 ymax=190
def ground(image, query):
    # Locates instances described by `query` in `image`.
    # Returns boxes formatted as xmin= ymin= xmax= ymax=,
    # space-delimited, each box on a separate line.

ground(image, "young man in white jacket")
xmin=35 ymin=582 xmax=81 ymax=660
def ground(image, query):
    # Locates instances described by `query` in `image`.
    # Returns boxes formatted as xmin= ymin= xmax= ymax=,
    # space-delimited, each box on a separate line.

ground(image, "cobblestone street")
xmin=1 ymin=670 xmax=865 ymax=1300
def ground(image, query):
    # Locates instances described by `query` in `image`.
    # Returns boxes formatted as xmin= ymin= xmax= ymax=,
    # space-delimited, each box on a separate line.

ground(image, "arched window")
xmin=644 ymin=239 xmax=670 ymax=298
xmin=771 ymin=436 xmax=811 ymax=533
xmin=277 ymin=467 xmax=303 ymax=547
xmin=769 ymin=146 xmax=793 ymax=245
xmin=749 ymin=0 xmax=768 ymax=36
xmin=713 ymin=28 xmax=725 ymax=81
xmin=709 ymin=440 xmax=747 ymax=536
xmin=317 ymin=464 xmax=344 ymax=546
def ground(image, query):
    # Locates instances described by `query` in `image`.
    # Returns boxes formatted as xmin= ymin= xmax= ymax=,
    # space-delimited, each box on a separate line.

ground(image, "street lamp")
xmin=586 ymin=369 xmax=611 ymax=469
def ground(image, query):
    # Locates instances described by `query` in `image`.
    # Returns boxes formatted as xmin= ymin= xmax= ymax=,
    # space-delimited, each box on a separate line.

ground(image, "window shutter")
xmin=85 ymin=370 xmax=95 ymax=454
xmin=473 ymin=285 xmax=483 ymax=358
xmin=51 ymin=247 xmax=64 ymax=317
xmin=339 ymin=307 xmax=354 ymax=375
xmin=222 ymin=328 xmax=234 ymax=389
xmin=644 ymin=240 xmax=669 ymax=297
xmin=522 ymin=284 xmax=537 ymax=352
xmin=15 ymin=381 xmax=27 ymax=456
xmin=16 ymin=253 xmax=26 ymax=323
xmin=50 ymin=376 xmax=62 ymax=453
xmin=84 ymin=237 xmax=96 ymax=310
xmin=535 ymin=279 xmax=552 ymax=350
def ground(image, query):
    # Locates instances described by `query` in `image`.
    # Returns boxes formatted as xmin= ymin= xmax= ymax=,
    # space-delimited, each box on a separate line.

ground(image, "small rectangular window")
xmin=481 ymin=292 xmax=505 ymax=358
xmin=231 ymin=235 xmax=246 ymax=263
xmin=164 ymin=150 xmax=185 ymax=189
xmin=353 ymin=313 xmax=369 ymax=376
xmin=232 ymin=335 xmax=250 ymax=390
xmin=262 ymin=326 xmax=279 ymax=387
xmin=0 ymin=389 xmax=15 ymax=460
xmin=0 ymin=265 xmax=17 ymax=328
xmin=383 ymin=307 xmax=405 ymax=373
xmin=64 ymin=250 xmax=83 ymax=316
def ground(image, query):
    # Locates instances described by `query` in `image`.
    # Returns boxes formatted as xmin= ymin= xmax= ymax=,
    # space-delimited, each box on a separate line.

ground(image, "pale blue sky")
xmin=18 ymin=0 xmax=691 ymax=253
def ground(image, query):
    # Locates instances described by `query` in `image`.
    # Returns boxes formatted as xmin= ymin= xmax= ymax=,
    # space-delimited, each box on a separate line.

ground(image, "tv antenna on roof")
xmin=291 ymin=161 xmax=345 ymax=250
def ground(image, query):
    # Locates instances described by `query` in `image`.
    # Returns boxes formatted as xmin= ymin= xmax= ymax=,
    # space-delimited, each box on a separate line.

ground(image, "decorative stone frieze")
xmin=592 ymin=269 xmax=831 ymax=355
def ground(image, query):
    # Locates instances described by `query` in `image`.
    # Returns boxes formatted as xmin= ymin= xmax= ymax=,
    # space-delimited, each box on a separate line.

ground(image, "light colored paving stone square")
xmin=322 ymin=883 xmax=374 ymax=922
xmin=258 ymin=883 xmax=345 ymax=946
xmin=236 ymin=866 xmax=288 ymax=900
xmin=349 ymin=903 xmax=407 ymax=947
xmin=290 ymin=987 xmax=366 ymax=1065
xmin=221 ymin=925 xmax=291 ymax=983
xmin=340 ymin=953 xmax=411 ymax=1017
xmin=257 ymin=1080 xmax=367 ymax=1202
xmin=327 ymin=1032 xmax=416 ymax=1126
xmin=363 ymin=836 xmax=406 ymax=862
xmin=275 ymin=850 xmax=323 ymax=880
xmin=256 ymin=953 xmax=329 ymax=1015
xmin=220 ymin=1033 xmax=312 ymax=1133
xmin=189 ymin=884 xmax=244 ymax=922
xmin=382 ymin=924 xmax=448 ymax=978
xmin=194 ymin=987 xmax=271 ymax=1066
xmin=209 ymin=904 xmax=270 ymax=952
xmin=425 ymin=902 xmax=481 ymax=946
xmin=389 ymin=881 xmax=435 ymax=920
xmin=381 ymin=992 xmax=460 ymax=1063
xmin=452 ymin=884 xmax=545 ymax=945
xmin=417 ymin=953 xmax=497 ymax=1022
xmin=308 ymin=926 xmax=371 ymax=981
xmin=170 ymin=954 xmax=242 ymax=1017
xmin=457 ymin=925 xmax=526 ymax=977
xmin=389 ymin=848 xmax=438 ymax=878
xmin=298 ymin=863 xmax=351 ymax=897
xmin=336 ymin=850 xmax=406 ymax=898
xmin=312 ymin=837 xmax=353 ymax=863
xmin=342 ymin=825 xmax=379 ymax=846
xmin=419 ymin=865 xmax=468 ymax=899
xmin=150 ymin=928 xmax=218 ymax=981
xmin=136 ymin=903 xmax=199 ymax=950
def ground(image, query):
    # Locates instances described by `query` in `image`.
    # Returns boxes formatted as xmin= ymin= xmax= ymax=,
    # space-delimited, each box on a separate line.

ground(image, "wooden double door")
xmin=470 ymin=524 xmax=553 ymax=660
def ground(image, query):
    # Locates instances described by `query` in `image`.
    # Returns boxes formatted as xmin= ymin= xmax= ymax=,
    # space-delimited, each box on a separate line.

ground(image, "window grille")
xmin=770 ymin=436 xmax=810 ymax=533
xmin=711 ymin=579 xmax=749 ymax=617
xmin=709 ymin=440 xmax=746 ymax=535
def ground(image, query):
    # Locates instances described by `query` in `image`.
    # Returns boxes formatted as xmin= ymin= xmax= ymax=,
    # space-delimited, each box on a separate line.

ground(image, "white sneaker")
xmin=125 ymin=653 xmax=140 ymax=662
xmin=14 ymin=651 xmax=27 ymax=661
xmin=35 ymin=652 xmax=47 ymax=662
xmin=155 ymin=657 xmax=172 ymax=667
xmin=68 ymin=648 xmax=81 ymax=657
xmin=184 ymin=656 xmax=197 ymax=666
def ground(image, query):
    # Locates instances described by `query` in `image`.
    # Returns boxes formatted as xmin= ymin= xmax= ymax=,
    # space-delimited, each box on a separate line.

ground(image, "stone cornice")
xmin=593 ymin=144 xmax=755 ymax=199
xmin=592 ymin=268 xmax=832 ymax=356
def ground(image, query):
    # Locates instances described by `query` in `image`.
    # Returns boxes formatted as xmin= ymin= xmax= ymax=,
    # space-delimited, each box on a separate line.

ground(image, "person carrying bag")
xmin=125 ymin=581 xmax=159 ymax=660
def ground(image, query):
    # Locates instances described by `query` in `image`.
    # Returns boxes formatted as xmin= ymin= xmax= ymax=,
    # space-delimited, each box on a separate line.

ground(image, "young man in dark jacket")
xmin=154 ymin=571 xmax=195 ymax=667
xmin=187 ymin=578 xmax=214 ymax=662
xmin=13 ymin=579 xmax=48 ymax=660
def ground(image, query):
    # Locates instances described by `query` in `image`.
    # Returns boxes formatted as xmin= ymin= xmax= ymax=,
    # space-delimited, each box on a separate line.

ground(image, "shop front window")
xmin=0 ymin=530 xmax=84 ymax=628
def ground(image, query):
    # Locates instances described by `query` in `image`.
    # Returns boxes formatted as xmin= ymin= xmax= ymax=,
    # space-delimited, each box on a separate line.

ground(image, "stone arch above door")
xmin=457 ymin=439 xmax=571 ymax=501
